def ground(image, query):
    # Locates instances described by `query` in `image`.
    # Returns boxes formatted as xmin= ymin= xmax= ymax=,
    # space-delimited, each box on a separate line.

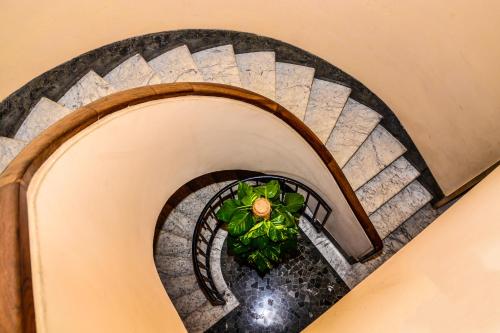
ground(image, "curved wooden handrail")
xmin=0 ymin=82 xmax=382 ymax=333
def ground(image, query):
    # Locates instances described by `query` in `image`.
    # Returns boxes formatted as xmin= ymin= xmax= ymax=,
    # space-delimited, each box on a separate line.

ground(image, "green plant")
xmin=216 ymin=180 xmax=305 ymax=273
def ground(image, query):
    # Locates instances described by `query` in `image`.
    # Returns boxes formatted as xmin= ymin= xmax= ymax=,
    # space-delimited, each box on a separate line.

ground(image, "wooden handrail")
xmin=0 ymin=82 xmax=382 ymax=332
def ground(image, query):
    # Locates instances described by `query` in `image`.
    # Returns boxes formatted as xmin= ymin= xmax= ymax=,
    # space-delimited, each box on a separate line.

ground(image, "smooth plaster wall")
xmin=304 ymin=166 xmax=500 ymax=333
xmin=1 ymin=0 xmax=500 ymax=196
xmin=27 ymin=96 xmax=371 ymax=332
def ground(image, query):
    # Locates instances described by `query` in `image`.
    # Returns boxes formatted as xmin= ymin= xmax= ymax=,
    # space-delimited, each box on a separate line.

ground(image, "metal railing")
xmin=192 ymin=175 xmax=332 ymax=305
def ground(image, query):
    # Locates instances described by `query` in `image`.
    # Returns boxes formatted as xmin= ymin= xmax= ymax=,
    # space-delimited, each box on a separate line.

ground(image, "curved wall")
xmin=27 ymin=96 xmax=370 ymax=332
xmin=1 ymin=0 xmax=500 ymax=195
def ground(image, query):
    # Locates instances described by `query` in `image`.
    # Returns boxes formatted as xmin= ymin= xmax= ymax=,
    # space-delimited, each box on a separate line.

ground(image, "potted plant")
xmin=216 ymin=180 xmax=305 ymax=273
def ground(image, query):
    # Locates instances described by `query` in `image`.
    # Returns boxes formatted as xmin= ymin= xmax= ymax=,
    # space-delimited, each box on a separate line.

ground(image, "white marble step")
xmin=154 ymin=254 xmax=193 ymax=277
xmin=326 ymin=99 xmax=382 ymax=167
xmin=303 ymin=79 xmax=351 ymax=143
xmin=369 ymin=180 xmax=432 ymax=239
xmin=58 ymin=70 xmax=115 ymax=110
xmin=148 ymin=45 xmax=204 ymax=83
xmin=235 ymin=51 xmax=276 ymax=100
xmin=175 ymin=288 xmax=207 ymax=319
xmin=161 ymin=209 xmax=195 ymax=240
xmin=342 ymin=125 xmax=406 ymax=190
xmin=14 ymin=97 xmax=71 ymax=142
xmin=184 ymin=298 xmax=237 ymax=333
xmin=191 ymin=45 xmax=242 ymax=87
xmin=161 ymin=273 xmax=199 ymax=300
xmin=356 ymin=156 xmax=420 ymax=215
xmin=175 ymin=191 xmax=207 ymax=221
xmin=154 ymin=231 xmax=190 ymax=257
xmin=275 ymin=62 xmax=315 ymax=120
xmin=0 ymin=137 xmax=26 ymax=173
xmin=104 ymin=54 xmax=161 ymax=91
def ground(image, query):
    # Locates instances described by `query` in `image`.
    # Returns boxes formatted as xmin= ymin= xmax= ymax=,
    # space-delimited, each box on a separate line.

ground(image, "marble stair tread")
xmin=103 ymin=54 xmax=161 ymax=91
xmin=174 ymin=288 xmax=208 ymax=319
xmin=159 ymin=273 xmax=199 ymax=300
xmin=175 ymin=191 xmax=207 ymax=221
xmin=161 ymin=209 xmax=196 ymax=240
xmin=148 ymin=45 xmax=204 ymax=83
xmin=235 ymin=51 xmax=276 ymax=100
xmin=57 ymin=70 xmax=115 ymax=110
xmin=184 ymin=298 xmax=237 ymax=333
xmin=303 ymin=79 xmax=351 ymax=143
xmin=326 ymin=98 xmax=382 ymax=167
xmin=0 ymin=137 xmax=27 ymax=173
xmin=154 ymin=254 xmax=193 ymax=277
xmin=194 ymin=183 xmax=224 ymax=206
xmin=356 ymin=156 xmax=420 ymax=215
xmin=191 ymin=45 xmax=242 ymax=87
xmin=342 ymin=125 xmax=407 ymax=190
xmin=275 ymin=62 xmax=315 ymax=120
xmin=14 ymin=97 xmax=72 ymax=142
xmin=154 ymin=231 xmax=190 ymax=257
xmin=369 ymin=180 xmax=432 ymax=239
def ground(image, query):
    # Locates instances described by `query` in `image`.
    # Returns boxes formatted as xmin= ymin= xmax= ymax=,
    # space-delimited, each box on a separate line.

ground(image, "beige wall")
xmin=304 ymin=165 xmax=500 ymax=333
xmin=27 ymin=96 xmax=371 ymax=332
xmin=1 ymin=0 xmax=499 ymax=194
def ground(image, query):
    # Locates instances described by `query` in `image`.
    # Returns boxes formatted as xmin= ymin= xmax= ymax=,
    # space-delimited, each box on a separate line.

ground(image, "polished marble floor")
xmin=206 ymin=231 xmax=350 ymax=333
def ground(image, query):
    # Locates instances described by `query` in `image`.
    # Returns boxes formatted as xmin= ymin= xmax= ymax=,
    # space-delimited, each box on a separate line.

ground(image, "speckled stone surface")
xmin=14 ymin=97 xmax=71 ymax=142
xmin=343 ymin=125 xmax=407 ymax=190
xmin=303 ymin=79 xmax=351 ymax=143
xmin=326 ymin=98 xmax=382 ymax=167
xmin=192 ymin=45 xmax=242 ymax=87
xmin=235 ymin=51 xmax=276 ymax=100
xmin=275 ymin=62 xmax=315 ymax=120
xmin=57 ymin=71 xmax=115 ymax=110
xmin=207 ymin=231 xmax=349 ymax=333
xmin=356 ymin=156 xmax=420 ymax=215
xmin=0 ymin=137 xmax=26 ymax=173
xmin=369 ymin=180 xmax=432 ymax=239
xmin=104 ymin=54 xmax=161 ymax=90
xmin=148 ymin=45 xmax=204 ymax=83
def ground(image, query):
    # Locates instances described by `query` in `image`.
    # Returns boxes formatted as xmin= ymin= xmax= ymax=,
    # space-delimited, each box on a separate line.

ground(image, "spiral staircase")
xmin=0 ymin=42 xmax=436 ymax=332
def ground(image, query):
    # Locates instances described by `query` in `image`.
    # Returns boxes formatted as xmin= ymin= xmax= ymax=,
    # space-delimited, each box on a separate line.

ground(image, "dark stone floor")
xmin=206 ymin=231 xmax=350 ymax=333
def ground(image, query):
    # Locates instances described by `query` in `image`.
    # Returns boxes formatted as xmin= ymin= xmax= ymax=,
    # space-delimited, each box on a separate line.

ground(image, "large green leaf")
xmin=240 ymin=221 xmax=270 ymax=245
xmin=248 ymin=250 xmax=273 ymax=273
xmin=267 ymin=223 xmax=289 ymax=242
xmin=227 ymin=236 xmax=251 ymax=255
xmin=261 ymin=244 xmax=281 ymax=262
xmin=251 ymin=236 xmax=270 ymax=250
xmin=237 ymin=182 xmax=253 ymax=201
xmin=228 ymin=210 xmax=254 ymax=236
xmin=241 ymin=192 xmax=259 ymax=206
xmin=284 ymin=192 xmax=305 ymax=212
xmin=215 ymin=199 xmax=241 ymax=222
xmin=254 ymin=180 xmax=280 ymax=199
xmin=269 ymin=214 xmax=285 ymax=226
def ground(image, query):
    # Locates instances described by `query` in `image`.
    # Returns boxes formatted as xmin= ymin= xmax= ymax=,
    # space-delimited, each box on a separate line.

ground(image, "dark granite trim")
xmin=0 ymin=29 xmax=443 ymax=199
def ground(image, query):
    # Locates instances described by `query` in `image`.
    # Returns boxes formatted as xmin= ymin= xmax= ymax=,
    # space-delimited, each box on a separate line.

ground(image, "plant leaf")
xmin=248 ymin=250 xmax=273 ymax=273
xmin=237 ymin=182 xmax=254 ymax=200
xmin=227 ymin=236 xmax=251 ymax=255
xmin=284 ymin=192 xmax=305 ymax=212
xmin=241 ymin=192 xmax=259 ymax=206
xmin=267 ymin=223 xmax=289 ymax=242
xmin=240 ymin=221 xmax=270 ymax=245
xmin=251 ymin=236 xmax=270 ymax=250
xmin=254 ymin=180 xmax=280 ymax=199
xmin=261 ymin=244 xmax=281 ymax=262
xmin=228 ymin=210 xmax=254 ymax=236
xmin=216 ymin=199 xmax=241 ymax=222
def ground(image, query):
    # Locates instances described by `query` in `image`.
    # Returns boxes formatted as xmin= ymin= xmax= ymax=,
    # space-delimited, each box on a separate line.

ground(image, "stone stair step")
xmin=303 ymin=79 xmax=351 ymax=143
xmin=154 ymin=254 xmax=193 ymax=277
xmin=192 ymin=45 xmax=242 ymax=87
xmin=356 ymin=156 xmax=420 ymax=215
xmin=14 ymin=97 xmax=71 ymax=142
xmin=58 ymin=70 xmax=115 ymax=110
xmin=104 ymin=54 xmax=161 ymax=91
xmin=154 ymin=231 xmax=190 ymax=257
xmin=275 ymin=62 xmax=315 ymax=120
xmin=342 ymin=125 xmax=407 ymax=190
xmin=235 ymin=51 xmax=276 ymax=100
xmin=174 ymin=288 xmax=207 ymax=319
xmin=175 ymin=191 xmax=207 ymax=222
xmin=369 ymin=180 xmax=432 ymax=239
xmin=159 ymin=273 xmax=199 ymax=300
xmin=0 ymin=137 xmax=26 ymax=173
xmin=148 ymin=45 xmax=204 ymax=83
xmin=326 ymin=98 xmax=382 ymax=167
xmin=161 ymin=209 xmax=196 ymax=240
